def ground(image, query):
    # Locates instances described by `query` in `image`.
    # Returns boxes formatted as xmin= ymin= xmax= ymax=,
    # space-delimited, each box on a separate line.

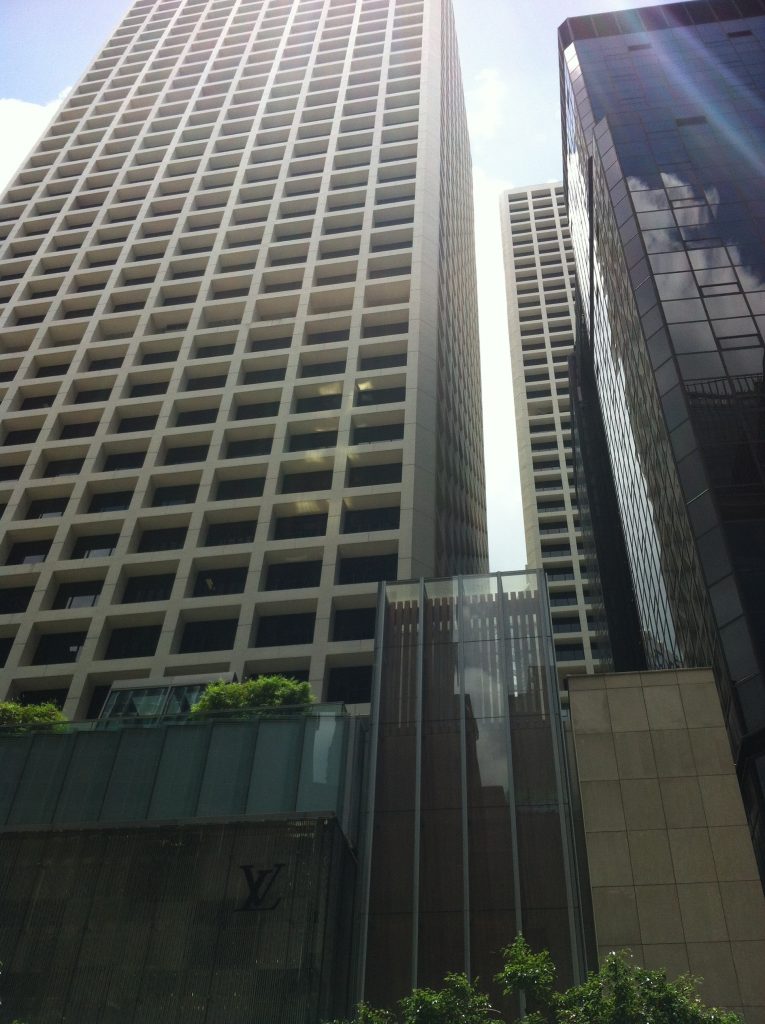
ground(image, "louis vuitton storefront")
xmin=0 ymin=709 xmax=362 ymax=1023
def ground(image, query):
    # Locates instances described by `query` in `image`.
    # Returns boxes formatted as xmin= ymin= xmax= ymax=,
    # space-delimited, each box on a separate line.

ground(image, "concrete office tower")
xmin=560 ymin=0 xmax=765 ymax=870
xmin=500 ymin=184 xmax=603 ymax=681
xmin=0 ymin=0 xmax=487 ymax=719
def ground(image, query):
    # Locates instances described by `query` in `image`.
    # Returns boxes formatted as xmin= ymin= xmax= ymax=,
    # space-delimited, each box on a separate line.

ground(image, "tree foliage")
xmin=190 ymin=675 xmax=314 ymax=716
xmin=496 ymin=935 xmax=741 ymax=1024
xmin=330 ymin=936 xmax=742 ymax=1024
xmin=398 ymin=973 xmax=496 ymax=1024
xmin=325 ymin=973 xmax=495 ymax=1024
xmin=0 ymin=701 xmax=66 ymax=730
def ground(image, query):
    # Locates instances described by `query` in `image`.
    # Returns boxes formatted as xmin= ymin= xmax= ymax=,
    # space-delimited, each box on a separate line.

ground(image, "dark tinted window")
xmin=326 ymin=664 xmax=372 ymax=703
xmin=52 ymin=581 xmax=102 ymax=610
xmin=176 ymin=407 xmax=218 ymax=427
xmin=88 ymin=490 xmax=133 ymax=513
xmin=264 ymin=560 xmax=322 ymax=590
xmin=164 ymin=445 xmax=209 ymax=465
xmin=0 ymin=586 xmax=34 ymax=614
xmin=44 ymin=458 xmax=84 ymax=478
xmin=337 ymin=553 xmax=398 ymax=584
xmin=122 ymin=574 xmax=175 ymax=603
xmin=256 ymin=612 xmax=315 ymax=647
xmin=273 ymin=513 xmax=327 ymax=539
xmin=234 ymin=401 xmax=280 ymax=420
xmin=7 ymin=540 xmax=50 ymax=565
xmin=178 ymin=617 xmax=238 ymax=653
xmin=215 ymin=477 xmax=265 ymax=500
xmin=351 ymin=423 xmax=404 ymax=445
xmin=204 ymin=520 xmax=257 ymax=546
xmin=130 ymin=380 xmax=167 ymax=398
xmin=225 ymin=437 xmax=272 ymax=459
xmin=118 ymin=415 xmax=158 ymax=433
xmin=294 ymin=393 xmax=341 ymax=413
xmin=152 ymin=483 xmax=198 ymax=506
xmin=288 ymin=430 xmax=337 ymax=452
xmin=105 ymin=625 xmax=161 ymax=659
xmin=103 ymin=450 xmax=145 ymax=471
xmin=192 ymin=566 xmax=248 ymax=597
xmin=343 ymin=506 xmax=400 ymax=533
xmin=60 ymin=421 xmax=98 ymax=439
xmin=33 ymin=630 xmax=87 ymax=664
xmin=70 ymin=533 xmax=119 ymax=559
xmin=281 ymin=469 xmax=333 ymax=493
xmin=136 ymin=526 xmax=187 ymax=552
xmin=347 ymin=462 xmax=402 ymax=487
xmin=332 ymin=607 xmax=376 ymax=640
xmin=4 ymin=428 xmax=39 ymax=445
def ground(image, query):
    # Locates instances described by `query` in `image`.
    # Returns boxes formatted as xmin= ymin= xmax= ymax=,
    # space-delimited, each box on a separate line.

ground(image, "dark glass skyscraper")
xmin=559 ymin=0 xmax=765 ymax=871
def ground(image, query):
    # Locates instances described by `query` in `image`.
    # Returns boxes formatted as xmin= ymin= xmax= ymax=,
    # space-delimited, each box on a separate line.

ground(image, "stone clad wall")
xmin=0 ymin=817 xmax=354 ymax=1024
xmin=569 ymin=668 xmax=765 ymax=1022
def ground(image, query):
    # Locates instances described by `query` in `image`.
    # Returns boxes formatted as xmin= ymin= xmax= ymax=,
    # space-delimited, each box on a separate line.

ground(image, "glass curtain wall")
xmin=360 ymin=571 xmax=586 ymax=1015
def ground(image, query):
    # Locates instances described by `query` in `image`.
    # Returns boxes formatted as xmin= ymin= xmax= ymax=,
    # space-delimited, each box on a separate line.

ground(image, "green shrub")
xmin=190 ymin=675 xmax=314 ymax=717
xmin=0 ymin=701 xmax=66 ymax=730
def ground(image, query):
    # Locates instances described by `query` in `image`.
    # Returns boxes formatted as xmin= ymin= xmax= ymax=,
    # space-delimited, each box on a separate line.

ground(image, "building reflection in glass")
xmin=559 ymin=1 xmax=765 ymax=875
xmin=359 ymin=572 xmax=586 ymax=1017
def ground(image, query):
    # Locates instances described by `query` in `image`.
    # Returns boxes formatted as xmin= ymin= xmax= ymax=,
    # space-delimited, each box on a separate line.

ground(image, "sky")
xmin=0 ymin=0 xmax=670 ymax=571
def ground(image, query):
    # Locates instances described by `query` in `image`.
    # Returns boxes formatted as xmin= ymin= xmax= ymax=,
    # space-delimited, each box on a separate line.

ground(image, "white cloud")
xmin=0 ymin=89 xmax=70 ymax=194
xmin=472 ymin=164 xmax=526 ymax=573
xmin=466 ymin=68 xmax=510 ymax=143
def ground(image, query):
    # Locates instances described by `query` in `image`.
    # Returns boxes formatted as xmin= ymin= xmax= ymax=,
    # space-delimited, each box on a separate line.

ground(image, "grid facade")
xmin=0 ymin=0 xmax=487 ymax=718
xmin=500 ymin=184 xmax=602 ymax=679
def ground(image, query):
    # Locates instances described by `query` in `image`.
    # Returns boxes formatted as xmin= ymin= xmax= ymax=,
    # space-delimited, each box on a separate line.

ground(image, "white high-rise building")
xmin=0 ymin=0 xmax=487 ymax=719
xmin=501 ymin=183 xmax=602 ymax=680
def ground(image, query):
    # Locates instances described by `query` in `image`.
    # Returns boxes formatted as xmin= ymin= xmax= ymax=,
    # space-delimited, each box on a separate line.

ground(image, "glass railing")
xmin=0 ymin=703 xmax=358 ymax=830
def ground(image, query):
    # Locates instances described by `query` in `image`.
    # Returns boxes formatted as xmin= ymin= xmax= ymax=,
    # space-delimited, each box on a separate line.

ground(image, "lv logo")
xmin=237 ymin=862 xmax=285 ymax=911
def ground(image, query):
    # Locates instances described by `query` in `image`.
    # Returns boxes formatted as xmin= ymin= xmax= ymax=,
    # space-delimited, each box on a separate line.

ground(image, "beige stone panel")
xmin=644 ymin=685 xmax=686 ymax=730
xmin=635 ymin=884 xmax=685 ymax=944
xmin=587 ymin=831 xmax=633 ymax=886
xmin=581 ymin=780 xmax=626 ymax=832
xmin=641 ymin=942 xmax=690 ymax=978
xmin=730 ymin=941 xmax=765 ymax=1006
xmin=687 ymin=942 xmax=742 ymax=1007
xmin=652 ymin=729 xmax=696 ymax=777
xmin=605 ymin=672 xmax=645 ymax=689
xmin=738 ymin=1007 xmax=765 ymax=1024
xmin=660 ymin=777 xmax=707 ymax=828
xmin=689 ymin=727 xmax=735 ymax=776
xmin=570 ymin=689 xmax=612 ymax=733
xmin=598 ymin=944 xmax=644 ymax=966
xmin=622 ymin=779 xmax=666 ymax=829
xmin=607 ymin=688 xmax=649 ymax=732
xmin=569 ymin=676 xmax=606 ymax=691
xmin=628 ymin=830 xmax=675 ymax=885
xmin=613 ymin=731 xmax=657 ymax=779
xmin=668 ymin=828 xmax=717 ymax=883
xmin=679 ymin=676 xmax=723 ymax=728
xmin=591 ymin=886 xmax=641 ymax=946
xmin=575 ymin=733 xmax=619 ymax=781
xmin=709 ymin=826 xmax=761 ymax=882
xmin=639 ymin=671 xmax=679 ymax=687
xmin=677 ymin=882 xmax=729 ymax=942
xmin=719 ymin=882 xmax=765 ymax=941
xmin=699 ymin=776 xmax=748 ymax=827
